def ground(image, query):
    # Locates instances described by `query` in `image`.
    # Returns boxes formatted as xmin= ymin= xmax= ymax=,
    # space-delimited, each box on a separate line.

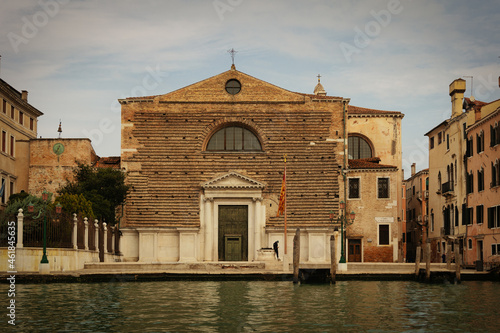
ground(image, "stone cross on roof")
xmin=227 ymin=48 xmax=237 ymax=66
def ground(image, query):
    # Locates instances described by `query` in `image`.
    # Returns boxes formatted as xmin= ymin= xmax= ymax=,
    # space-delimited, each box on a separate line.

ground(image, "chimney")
xmin=21 ymin=90 xmax=28 ymax=102
xmin=411 ymin=163 xmax=416 ymax=177
xmin=449 ymin=79 xmax=466 ymax=118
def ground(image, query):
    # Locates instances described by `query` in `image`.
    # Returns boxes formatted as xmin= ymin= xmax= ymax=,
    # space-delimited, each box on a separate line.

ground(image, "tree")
xmin=58 ymin=164 xmax=129 ymax=225
xmin=54 ymin=193 xmax=95 ymax=222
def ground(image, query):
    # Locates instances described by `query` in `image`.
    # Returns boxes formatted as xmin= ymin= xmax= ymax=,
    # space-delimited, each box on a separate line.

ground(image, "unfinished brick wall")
xmin=121 ymin=68 xmax=346 ymax=229
xmin=364 ymin=244 xmax=393 ymax=262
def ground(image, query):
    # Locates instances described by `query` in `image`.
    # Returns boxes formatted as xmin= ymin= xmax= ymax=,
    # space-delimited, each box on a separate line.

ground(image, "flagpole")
xmin=284 ymin=154 xmax=287 ymax=255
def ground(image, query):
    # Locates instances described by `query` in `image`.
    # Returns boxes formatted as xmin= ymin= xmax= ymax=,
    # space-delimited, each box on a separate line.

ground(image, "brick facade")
xmin=121 ymin=68 xmax=345 ymax=229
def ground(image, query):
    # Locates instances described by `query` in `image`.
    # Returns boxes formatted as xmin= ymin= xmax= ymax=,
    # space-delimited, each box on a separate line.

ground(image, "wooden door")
xmin=218 ymin=205 xmax=248 ymax=261
xmin=225 ymin=235 xmax=242 ymax=261
xmin=348 ymin=239 xmax=362 ymax=262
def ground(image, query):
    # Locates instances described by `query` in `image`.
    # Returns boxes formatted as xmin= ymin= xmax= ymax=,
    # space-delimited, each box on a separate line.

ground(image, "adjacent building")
xmin=403 ymin=163 xmax=429 ymax=262
xmin=425 ymin=79 xmax=469 ymax=262
xmin=119 ymin=66 xmax=404 ymax=264
xmin=463 ymin=97 xmax=500 ymax=268
xmin=28 ymin=138 xmax=100 ymax=196
xmin=0 ymin=78 xmax=43 ymax=208
xmin=346 ymin=106 xmax=404 ymax=262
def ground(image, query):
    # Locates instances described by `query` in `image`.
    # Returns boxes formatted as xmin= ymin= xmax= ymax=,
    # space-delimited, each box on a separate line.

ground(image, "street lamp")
xmin=332 ymin=200 xmax=356 ymax=264
xmin=28 ymin=190 xmax=61 ymax=272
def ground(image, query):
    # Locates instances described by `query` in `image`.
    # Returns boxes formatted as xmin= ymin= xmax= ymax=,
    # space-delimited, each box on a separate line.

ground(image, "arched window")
xmin=206 ymin=125 xmax=262 ymax=151
xmin=348 ymin=135 xmax=372 ymax=159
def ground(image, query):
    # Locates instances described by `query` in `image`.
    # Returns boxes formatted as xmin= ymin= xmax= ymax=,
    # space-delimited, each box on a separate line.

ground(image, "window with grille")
xmin=377 ymin=177 xmax=390 ymax=199
xmin=348 ymin=178 xmax=360 ymax=199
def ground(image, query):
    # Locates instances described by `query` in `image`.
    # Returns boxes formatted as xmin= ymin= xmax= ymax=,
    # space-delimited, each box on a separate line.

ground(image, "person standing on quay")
xmin=273 ymin=240 xmax=279 ymax=260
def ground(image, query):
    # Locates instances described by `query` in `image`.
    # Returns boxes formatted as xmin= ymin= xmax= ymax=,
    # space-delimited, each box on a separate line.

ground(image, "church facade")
xmin=119 ymin=66 xmax=403 ymax=264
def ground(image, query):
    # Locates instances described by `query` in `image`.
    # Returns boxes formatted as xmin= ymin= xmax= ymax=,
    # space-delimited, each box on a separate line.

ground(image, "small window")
xmin=477 ymin=131 xmax=484 ymax=153
xmin=493 ymin=244 xmax=497 ymax=256
xmin=378 ymin=177 xmax=390 ymax=199
xmin=30 ymin=117 xmax=34 ymax=131
xmin=478 ymin=168 xmax=484 ymax=192
xmin=10 ymin=135 xmax=15 ymax=156
xmin=0 ymin=178 xmax=5 ymax=204
xmin=379 ymin=224 xmax=390 ymax=245
xmin=431 ymin=210 xmax=434 ymax=232
xmin=438 ymin=132 xmax=442 ymax=144
xmin=477 ymin=205 xmax=484 ymax=224
xmin=1 ymin=131 xmax=6 ymax=153
xmin=348 ymin=178 xmax=360 ymax=199
xmin=206 ymin=125 xmax=261 ymax=151
xmin=19 ymin=111 xmax=24 ymax=125
xmin=225 ymin=79 xmax=241 ymax=95
xmin=430 ymin=137 xmax=434 ymax=149
xmin=9 ymin=181 xmax=14 ymax=200
xmin=446 ymin=134 xmax=449 ymax=150
xmin=10 ymin=105 xmax=15 ymax=119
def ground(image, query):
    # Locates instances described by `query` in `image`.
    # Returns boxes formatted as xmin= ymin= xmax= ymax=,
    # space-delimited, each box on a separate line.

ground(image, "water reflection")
xmin=1 ymin=280 xmax=498 ymax=332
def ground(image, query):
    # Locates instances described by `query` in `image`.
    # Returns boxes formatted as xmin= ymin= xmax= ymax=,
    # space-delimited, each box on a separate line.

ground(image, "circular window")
xmin=225 ymin=79 xmax=241 ymax=95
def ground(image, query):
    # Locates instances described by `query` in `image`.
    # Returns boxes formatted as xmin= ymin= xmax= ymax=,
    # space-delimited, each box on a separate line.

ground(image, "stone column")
xmin=253 ymin=197 xmax=263 ymax=258
xmin=73 ymin=213 xmax=78 ymax=250
xmin=111 ymin=226 xmax=116 ymax=255
xmin=103 ymin=222 xmax=108 ymax=254
xmin=84 ymin=218 xmax=89 ymax=251
xmin=17 ymin=208 xmax=23 ymax=248
xmin=94 ymin=220 xmax=99 ymax=256
xmin=204 ymin=197 xmax=213 ymax=261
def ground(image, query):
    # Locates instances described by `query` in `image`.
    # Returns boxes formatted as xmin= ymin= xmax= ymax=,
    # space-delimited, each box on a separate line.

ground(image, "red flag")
xmin=277 ymin=171 xmax=286 ymax=216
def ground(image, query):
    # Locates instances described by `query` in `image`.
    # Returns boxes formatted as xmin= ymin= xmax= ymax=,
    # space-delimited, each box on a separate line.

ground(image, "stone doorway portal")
xmin=218 ymin=205 xmax=248 ymax=261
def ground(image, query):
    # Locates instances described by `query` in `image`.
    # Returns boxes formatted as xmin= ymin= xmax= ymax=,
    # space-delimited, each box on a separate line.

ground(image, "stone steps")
xmin=83 ymin=261 xmax=267 ymax=272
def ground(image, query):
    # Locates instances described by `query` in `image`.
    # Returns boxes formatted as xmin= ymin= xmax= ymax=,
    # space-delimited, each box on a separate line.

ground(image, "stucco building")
xmin=346 ymin=106 xmax=404 ymax=262
xmin=403 ymin=164 xmax=429 ymax=262
xmin=463 ymin=97 xmax=500 ymax=268
xmin=426 ymin=79 xmax=469 ymax=262
xmin=119 ymin=66 xmax=404 ymax=265
xmin=0 ymin=78 xmax=43 ymax=208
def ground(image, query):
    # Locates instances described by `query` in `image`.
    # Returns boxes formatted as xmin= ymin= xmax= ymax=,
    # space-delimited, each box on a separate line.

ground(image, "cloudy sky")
xmin=1 ymin=0 xmax=499 ymax=177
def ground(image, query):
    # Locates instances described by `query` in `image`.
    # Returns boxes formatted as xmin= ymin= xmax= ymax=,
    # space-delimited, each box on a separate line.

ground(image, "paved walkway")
xmin=1 ymin=261 xmax=493 ymax=283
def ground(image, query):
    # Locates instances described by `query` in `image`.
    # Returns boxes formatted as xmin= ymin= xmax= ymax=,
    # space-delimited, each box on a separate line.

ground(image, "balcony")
xmin=441 ymin=181 xmax=454 ymax=196
xmin=440 ymin=226 xmax=454 ymax=237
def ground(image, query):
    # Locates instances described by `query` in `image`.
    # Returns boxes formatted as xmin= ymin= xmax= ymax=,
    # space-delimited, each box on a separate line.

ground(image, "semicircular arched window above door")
xmin=206 ymin=125 xmax=262 ymax=151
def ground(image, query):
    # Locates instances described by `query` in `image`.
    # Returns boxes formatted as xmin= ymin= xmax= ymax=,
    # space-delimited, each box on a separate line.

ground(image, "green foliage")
xmin=54 ymin=193 xmax=95 ymax=221
xmin=58 ymin=163 xmax=129 ymax=225
xmin=7 ymin=190 xmax=29 ymax=205
xmin=1 ymin=192 xmax=55 ymax=222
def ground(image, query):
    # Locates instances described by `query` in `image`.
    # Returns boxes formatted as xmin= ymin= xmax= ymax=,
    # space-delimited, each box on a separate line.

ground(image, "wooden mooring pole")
xmin=293 ymin=228 xmax=300 ymax=284
xmin=414 ymin=245 xmax=421 ymax=277
xmin=425 ymin=240 xmax=431 ymax=282
xmin=330 ymin=235 xmax=336 ymax=284
xmin=446 ymin=240 xmax=452 ymax=270
xmin=454 ymin=239 xmax=461 ymax=283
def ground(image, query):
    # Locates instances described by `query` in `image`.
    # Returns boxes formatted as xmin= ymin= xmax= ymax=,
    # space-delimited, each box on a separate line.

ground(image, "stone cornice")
xmin=202 ymin=171 xmax=266 ymax=189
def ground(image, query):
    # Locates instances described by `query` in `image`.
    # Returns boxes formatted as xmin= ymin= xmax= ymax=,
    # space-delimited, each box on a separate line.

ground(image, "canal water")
xmin=1 ymin=280 xmax=499 ymax=332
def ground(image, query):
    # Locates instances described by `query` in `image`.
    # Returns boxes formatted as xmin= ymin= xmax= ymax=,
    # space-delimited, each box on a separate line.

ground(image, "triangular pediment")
xmin=158 ymin=68 xmax=305 ymax=103
xmin=202 ymin=171 xmax=266 ymax=189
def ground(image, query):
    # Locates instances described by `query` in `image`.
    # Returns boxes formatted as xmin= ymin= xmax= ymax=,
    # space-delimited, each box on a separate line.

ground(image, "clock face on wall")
xmin=53 ymin=143 xmax=65 ymax=155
